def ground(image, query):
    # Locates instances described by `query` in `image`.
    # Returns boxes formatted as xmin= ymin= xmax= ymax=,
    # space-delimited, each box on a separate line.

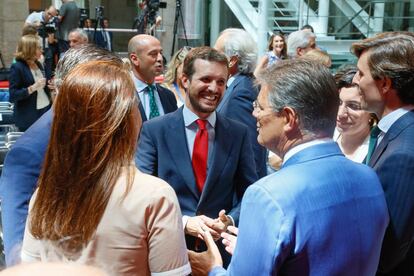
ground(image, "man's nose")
xmin=156 ymin=53 xmax=163 ymax=62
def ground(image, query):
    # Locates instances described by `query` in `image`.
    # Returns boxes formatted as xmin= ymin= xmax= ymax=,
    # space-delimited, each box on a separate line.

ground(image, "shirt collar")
xmin=227 ymin=73 xmax=239 ymax=88
xmin=183 ymin=105 xmax=216 ymax=128
xmin=378 ymin=106 xmax=414 ymax=134
xmin=282 ymin=138 xmax=332 ymax=165
xmin=131 ymin=73 xmax=154 ymax=93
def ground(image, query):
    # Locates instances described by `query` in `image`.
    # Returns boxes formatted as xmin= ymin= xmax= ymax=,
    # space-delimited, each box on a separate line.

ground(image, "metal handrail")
xmin=336 ymin=2 xmax=372 ymax=33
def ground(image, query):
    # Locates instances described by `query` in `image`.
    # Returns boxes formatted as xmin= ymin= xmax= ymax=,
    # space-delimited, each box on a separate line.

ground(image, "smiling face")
xmin=336 ymin=86 xmax=371 ymax=136
xmin=182 ymin=59 xmax=228 ymax=118
xmin=272 ymin=35 xmax=285 ymax=55
xmin=253 ymin=85 xmax=285 ymax=154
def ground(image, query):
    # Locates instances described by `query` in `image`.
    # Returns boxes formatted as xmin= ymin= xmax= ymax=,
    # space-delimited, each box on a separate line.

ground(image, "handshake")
xmin=185 ymin=210 xmax=233 ymax=242
xmin=28 ymin=78 xmax=46 ymax=94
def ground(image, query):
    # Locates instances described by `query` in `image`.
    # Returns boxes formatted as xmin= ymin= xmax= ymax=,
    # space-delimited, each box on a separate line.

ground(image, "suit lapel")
xmin=157 ymin=85 xmax=174 ymax=113
xmin=217 ymin=75 xmax=242 ymax=112
xmin=165 ymin=108 xmax=200 ymax=199
xmin=198 ymin=114 xmax=232 ymax=207
xmin=369 ymin=111 xmax=414 ymax=167
xmin=138 ymin=100 xmax=147 ymax=122
xmin=369 ymin=136 xmax=388 ymax=167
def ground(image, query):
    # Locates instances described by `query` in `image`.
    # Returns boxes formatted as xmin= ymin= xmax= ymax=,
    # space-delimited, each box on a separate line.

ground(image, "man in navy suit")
xmin=94 ymin=18 xmax=113 ymax=52
xmin=128 ymin=34 xmax=177 ymax=121
xmin=0 ymin=45 xmax=123 ymax=266
xmin=214 ymin=28 xmax=267 ymax=178
xmin=352 ymin=32 xmax=414 ymax=275
xmin=188 ymin=59 xmax=389 ymax=275
xmin=136 ymin=47 xmax=258 ymax=262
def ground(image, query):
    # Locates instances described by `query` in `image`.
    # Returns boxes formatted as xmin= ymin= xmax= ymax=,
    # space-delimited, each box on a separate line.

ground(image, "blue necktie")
xmin=147 ymin=85 xmax=160 ymax=119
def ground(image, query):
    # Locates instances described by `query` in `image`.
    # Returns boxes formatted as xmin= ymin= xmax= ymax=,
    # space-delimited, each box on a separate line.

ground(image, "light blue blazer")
xmin=211 ymin=142 xmax=389 ymax=276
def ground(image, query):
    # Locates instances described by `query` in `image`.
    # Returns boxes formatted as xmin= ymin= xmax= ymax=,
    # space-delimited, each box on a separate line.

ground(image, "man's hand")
xmin=185 ymin=216 xmax=220 ymax=240
xmin=188 ymin=230 xmax=223 ymax=276
xmin=221 ymin=226 xmax=238 ymax=255
xmin=202 ymin=210 xmax=233 ymax=239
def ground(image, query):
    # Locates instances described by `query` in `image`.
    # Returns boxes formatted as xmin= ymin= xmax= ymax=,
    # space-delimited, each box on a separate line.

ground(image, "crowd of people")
xmin=0 ymin=8 xmax=414 ymax=275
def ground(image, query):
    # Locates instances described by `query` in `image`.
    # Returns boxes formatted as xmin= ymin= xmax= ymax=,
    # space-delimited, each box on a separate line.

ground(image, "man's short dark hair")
xmin=351 ymin=32 xmax=414 ymax=104
xmin=182 ymin=46 xmax=228 ymax=80
xmin=258 ymin=59 xmax=339 ymax=137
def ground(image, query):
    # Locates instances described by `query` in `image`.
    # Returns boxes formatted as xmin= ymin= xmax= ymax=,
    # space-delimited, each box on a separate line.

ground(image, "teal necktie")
xmin=147 ymin=85 xmax=160 ymax=119
xmin=365 ymin=125 xmax=381 ymax=164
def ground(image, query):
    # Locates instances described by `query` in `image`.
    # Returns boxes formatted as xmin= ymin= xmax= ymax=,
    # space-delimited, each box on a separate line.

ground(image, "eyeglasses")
xmin=253 ymin=100 xmax=276 ymax=114
xmin=339 ymin=100 xmax=363 ymax=112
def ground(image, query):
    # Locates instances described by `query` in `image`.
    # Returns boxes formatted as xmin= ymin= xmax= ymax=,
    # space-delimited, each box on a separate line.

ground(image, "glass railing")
xmin=251 ymin=0 xmax=414 ymax=39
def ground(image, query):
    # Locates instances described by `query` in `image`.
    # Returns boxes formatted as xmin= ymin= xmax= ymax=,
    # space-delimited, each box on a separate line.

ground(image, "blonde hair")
xmin=164 ymin=46 xmax=191 ymax=84
xmin=15 ymin=35 xmax=40 ymax=61
xmin=302 ymin=49 xmax=331 ymax=68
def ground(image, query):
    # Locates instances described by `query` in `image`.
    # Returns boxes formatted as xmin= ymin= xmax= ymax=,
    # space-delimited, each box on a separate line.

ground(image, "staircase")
xmin=223 ymin=0 xmax=373 ymax=55
xmin=247 ymin=0 xmax=319 ymax=34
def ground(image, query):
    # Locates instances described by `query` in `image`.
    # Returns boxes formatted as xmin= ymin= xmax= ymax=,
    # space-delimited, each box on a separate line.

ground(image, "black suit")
xmin=138 ymin=84 xmax=177 ymax=122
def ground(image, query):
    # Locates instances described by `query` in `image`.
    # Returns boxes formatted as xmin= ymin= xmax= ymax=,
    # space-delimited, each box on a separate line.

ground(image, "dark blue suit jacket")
xmin=136 ymin=108 xmax=258 ymax=224
xmin=369 ymin=110 xmax=414 ymax=275
xmin=9 ymin=60 xmax=51 ymax=130
xmin=138 ymin=85 xmax=177 ymax=122
xmin=0 ymin=109 xmax=52 ymax=266
xmin=217 ymin=74 xmax=267 ymax=178
xmin=93 ymin=30 xmax=113 ymax=51
xmin=211 ymin=142 xmax=388 ymax=276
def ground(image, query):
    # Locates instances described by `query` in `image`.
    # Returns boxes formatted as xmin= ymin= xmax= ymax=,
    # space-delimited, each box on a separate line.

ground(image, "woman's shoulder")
xmin=117 ymin=167 xmax=176 ymax=201
xmin=11 ymin=59 xmax=28 ymax=69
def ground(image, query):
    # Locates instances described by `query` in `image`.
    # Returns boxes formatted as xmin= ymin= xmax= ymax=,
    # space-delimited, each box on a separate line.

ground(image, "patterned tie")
xmin=365 ymin=125 xmax=381 ymax=165
xmin=192 ymin=119 xmax=208 ymax=193
xmin=147 ymin=85 xmax=160 ymax=119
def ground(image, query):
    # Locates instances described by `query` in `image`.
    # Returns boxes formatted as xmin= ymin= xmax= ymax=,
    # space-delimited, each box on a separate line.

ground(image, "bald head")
xmin=128 ymin=34 xmax=160 ymax=55
xmin=128 ymin=34 xmax=163 ymax=83
xmin=0 ymin=262 xmax=107 ymax=276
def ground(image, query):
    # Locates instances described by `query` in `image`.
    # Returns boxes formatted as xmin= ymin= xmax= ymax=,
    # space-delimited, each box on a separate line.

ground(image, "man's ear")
xmin=228 ymin=55 xmax=238 ymax=68
xmin=181 ymin=74 xmax=190 ymax=90
xmin=296 ymin=47 xmax=304 ymax=57
xmin=129 ymin=53 xmax=139 ymax=67
xmin=376 ymin=77 xmax=393 ymax=95
xmin=282 ymin=107 xmax=299 ymax=133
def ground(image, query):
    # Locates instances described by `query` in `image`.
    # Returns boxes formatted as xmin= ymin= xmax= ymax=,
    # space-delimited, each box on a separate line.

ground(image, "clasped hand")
xmin=187 ymin=226 xmax=239 ymax=275
xmin=185 ymin=210 xmax=232 ymax=241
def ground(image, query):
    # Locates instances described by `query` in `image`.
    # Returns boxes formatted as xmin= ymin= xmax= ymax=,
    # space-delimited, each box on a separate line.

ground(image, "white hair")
xmin=287 ymin=30 xmax=316 ymax=57
xmin=218 ymin=28 xmax=257 ymax=74
xmin=69 ymin=28 xmax=89 ymax=43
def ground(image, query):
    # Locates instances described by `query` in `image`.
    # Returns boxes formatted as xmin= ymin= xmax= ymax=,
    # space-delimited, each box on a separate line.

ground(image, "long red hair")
xmin=30 ymin=60 xmax=140 ymax=256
